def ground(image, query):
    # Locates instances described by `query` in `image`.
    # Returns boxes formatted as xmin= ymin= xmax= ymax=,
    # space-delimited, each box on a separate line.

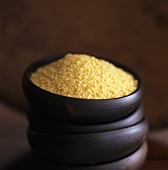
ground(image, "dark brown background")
xmin=1 ymin=0 xmax=168 ymax=129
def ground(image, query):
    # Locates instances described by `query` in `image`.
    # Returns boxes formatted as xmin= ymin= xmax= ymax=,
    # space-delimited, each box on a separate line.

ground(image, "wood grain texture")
xmin=1 ymin=0 xmax=168 ymax=128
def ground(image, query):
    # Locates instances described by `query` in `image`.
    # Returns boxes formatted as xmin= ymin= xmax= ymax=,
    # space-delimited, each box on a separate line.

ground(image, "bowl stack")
xmin=22 ymin=56 xmax=149 ymax=170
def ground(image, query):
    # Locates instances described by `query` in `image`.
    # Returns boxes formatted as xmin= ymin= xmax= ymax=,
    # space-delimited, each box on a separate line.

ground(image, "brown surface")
xmin=0 ymin=101 xmax=168 ymax=170
xmin=1 ymin=0 xmax=168 ymax=129
xmin=0 ymin=102 xmax=29 ymax=169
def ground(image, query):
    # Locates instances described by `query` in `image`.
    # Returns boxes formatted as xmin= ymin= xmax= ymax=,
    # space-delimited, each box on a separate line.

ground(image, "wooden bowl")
xmin=22 ymin=55 xmax=143 ymax=124
xmin=32 ymin=141 xmax=148 ymax=170
xmin=28 ymin=104 xmax=144 ymax=134
xmin=27 ymin=118 xmax=148 ymax=165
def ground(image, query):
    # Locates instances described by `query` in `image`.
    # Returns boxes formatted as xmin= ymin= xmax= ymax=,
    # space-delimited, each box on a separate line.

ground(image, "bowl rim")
xmin=28 ymin=117 xmax=148 ymax=136
xmin=22 ymin=54 xmax=142 ymax=102
xmin=27 ymin=118 xmax=148 ymax=165
xmin=28 ymin=104 xmax=145 ymax=134
xmin=32 ymin=141 xmax=147 ymax=169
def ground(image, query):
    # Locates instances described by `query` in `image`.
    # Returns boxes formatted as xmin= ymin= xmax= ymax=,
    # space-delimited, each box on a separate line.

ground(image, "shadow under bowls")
xmin=27 ymin=118 xmax=148 ymax=165
xmin=28 ymin=104 xmax=144 ymax=134
xmin=22 ymin=55 xmax=143 ymax=124
xmin=32 ymin=141 xmax=148 ymax=170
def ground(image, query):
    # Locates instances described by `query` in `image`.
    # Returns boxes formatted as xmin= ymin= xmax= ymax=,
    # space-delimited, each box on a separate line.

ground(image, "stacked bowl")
xmin=22 ymin=55 xmax=148 ymax=170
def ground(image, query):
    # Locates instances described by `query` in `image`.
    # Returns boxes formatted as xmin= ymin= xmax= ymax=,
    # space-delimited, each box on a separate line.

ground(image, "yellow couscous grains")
xmin=30 ymin=54 xmax=138 ymax=99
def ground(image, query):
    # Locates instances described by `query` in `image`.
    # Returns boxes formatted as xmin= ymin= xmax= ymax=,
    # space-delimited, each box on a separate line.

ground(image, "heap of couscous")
xmin=30 ymin=54 xmax=138 ymax=99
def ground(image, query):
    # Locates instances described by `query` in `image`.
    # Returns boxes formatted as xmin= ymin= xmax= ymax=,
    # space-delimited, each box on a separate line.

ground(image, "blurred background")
xmin=1 ymin=0 xmax=168 ymax=129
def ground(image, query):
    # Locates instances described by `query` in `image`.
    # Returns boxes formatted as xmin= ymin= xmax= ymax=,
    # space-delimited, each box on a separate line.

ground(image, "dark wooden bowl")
xmin=32 ymin=141 xmax=148 ymax=170
xmin=22 ymin=55 xmax=143 ymax=124
xmin=27 ymin=118 xmax=148 ymax=165
xmin=28 ymin=104 xmax=144 ymax=134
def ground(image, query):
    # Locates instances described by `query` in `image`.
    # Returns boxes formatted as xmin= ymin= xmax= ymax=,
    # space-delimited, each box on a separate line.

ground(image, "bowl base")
xmin=31 ymin=141 xmax=147 ymax=170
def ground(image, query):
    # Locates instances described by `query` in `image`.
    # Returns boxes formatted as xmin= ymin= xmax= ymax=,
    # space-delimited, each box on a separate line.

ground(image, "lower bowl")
xmin=28 ymin=104 xmax=144 ymax=134
xmin=32 ymin=141 xmax=148 ymax=170
xmin=28 ymin=118 xmax=148 ymax=165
